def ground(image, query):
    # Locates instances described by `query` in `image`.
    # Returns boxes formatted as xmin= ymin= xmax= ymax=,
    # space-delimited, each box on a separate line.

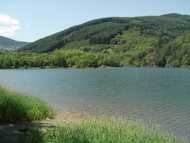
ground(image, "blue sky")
xmin=0 ymin=0 xmax=190 ymax=42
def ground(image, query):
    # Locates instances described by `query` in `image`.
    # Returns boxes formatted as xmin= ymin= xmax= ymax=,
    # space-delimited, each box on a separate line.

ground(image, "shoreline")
xmin=0 ymin=66 xmax=190 ymax=71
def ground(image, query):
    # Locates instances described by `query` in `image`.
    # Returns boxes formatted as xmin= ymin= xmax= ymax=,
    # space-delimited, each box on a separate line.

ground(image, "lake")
xmin=0 ymin=68 xmax=189 ymax=141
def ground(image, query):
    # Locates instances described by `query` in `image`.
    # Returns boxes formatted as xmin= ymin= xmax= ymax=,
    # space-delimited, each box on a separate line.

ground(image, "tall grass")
xmin=23 ymin=119 xmax=183 ymax=143
xmin=0 ymin=86 xmax=54 ymax=123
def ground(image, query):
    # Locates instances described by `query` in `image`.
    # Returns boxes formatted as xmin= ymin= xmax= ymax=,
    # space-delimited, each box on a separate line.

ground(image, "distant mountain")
xmin=0 ymin=36 xmax=28 ymax=51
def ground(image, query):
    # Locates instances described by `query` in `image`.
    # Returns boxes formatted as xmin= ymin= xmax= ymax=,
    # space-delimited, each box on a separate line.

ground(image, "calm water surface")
xmin=0 ymin=68 xmax=189 ymax=141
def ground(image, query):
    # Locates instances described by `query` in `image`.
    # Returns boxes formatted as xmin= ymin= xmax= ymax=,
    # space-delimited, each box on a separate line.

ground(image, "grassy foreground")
xmin=22 ymin=119 xmax=183 ymax=143
xmin=0 ymin=86 xmax=53 ymax=123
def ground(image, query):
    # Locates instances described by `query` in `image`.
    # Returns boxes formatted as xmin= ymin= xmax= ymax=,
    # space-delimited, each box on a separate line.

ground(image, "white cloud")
xmin=0 ymin=15 xmax=20 ymax=37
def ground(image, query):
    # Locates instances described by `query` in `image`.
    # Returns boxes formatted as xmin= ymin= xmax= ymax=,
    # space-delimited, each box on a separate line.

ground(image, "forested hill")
xmin=0 ymin=36 xmax=27 ymax=51
xmin=3 ymin=13 xmax=190 ymax=68
xmin=20 ymin=13 xmax=190 ymax=52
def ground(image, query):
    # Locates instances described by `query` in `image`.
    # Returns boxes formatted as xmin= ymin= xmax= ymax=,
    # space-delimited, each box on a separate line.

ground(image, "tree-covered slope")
xmin=20 ymin=13 xmax=190 ymax=53
xmin=155 ymin=33 xmax=190 ymax=67
xmin=1 ymin=13 xmax=187 ymax=68
xmin=0 ymin=36 xmax=28 ymax=51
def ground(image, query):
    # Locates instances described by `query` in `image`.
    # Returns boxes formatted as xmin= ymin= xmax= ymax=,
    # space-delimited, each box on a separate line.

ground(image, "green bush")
xmin=0 ymin=87 xmax=54 ymax=123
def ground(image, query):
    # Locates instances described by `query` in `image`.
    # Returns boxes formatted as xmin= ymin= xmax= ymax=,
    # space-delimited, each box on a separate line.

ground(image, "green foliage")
xmin=155 ymin=33 xmax=190 ymax=67
xmin=0 ymin=86 xmax=54 ymax=123
xmin=0 ymin=52 xmax=53 ymax=68
xmin=22 ymin=119 xmax=182 ymax=143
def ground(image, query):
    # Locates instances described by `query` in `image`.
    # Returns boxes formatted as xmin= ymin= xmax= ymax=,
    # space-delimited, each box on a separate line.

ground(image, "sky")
xmin=0 ymin=0 xmax=190 ymax=42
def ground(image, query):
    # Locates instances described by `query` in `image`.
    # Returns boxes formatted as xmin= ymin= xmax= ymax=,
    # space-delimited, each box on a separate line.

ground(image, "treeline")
xmin=1 ymin=44 xmax=190 ymax=69
xmin=0 ymin=50 xmax=126 ymax=69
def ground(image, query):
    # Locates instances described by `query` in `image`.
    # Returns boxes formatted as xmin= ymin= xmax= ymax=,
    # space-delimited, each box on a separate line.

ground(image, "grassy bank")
xmin=22 ymin=119 xmax=183 ymax=143
xmin=0 ymin=86 xmax=53 ymax=123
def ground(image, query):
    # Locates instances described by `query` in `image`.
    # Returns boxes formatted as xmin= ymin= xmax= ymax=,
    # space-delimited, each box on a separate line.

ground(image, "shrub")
xmin=0 ymin=87 xmax=54 ymax=123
